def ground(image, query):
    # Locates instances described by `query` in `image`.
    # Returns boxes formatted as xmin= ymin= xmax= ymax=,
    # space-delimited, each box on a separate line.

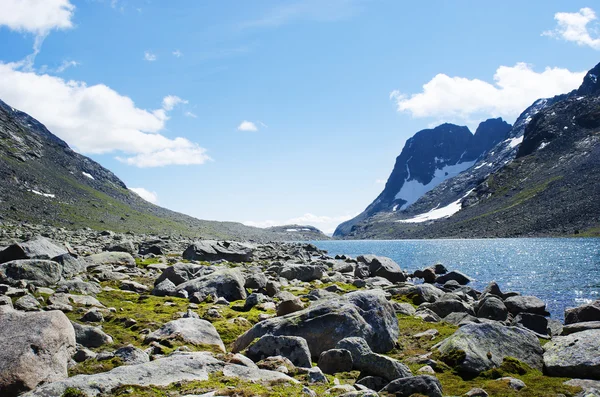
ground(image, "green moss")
xmin=69 ymin=357 xmax=123 ymax=376
xmin=440 ymin=349 xmax=467 ymax=368
xmin=135 ymin=257 xmax=162 ymax=268
xmin=480 ymin=357 xmax=529 ymax=379
xmin=61 ymin=387 xmax=88 ymax=397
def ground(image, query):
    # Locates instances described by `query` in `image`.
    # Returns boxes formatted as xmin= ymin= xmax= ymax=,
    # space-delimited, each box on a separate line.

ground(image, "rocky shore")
xmin=0 ymin=226 xmax=599 ymax=396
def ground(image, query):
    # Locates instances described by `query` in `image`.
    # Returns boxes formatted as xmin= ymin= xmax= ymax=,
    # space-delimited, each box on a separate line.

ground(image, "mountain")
xmin=337 ymin=61 xmax=600 ymax=239
xmin=265 ymin=224 xmax=331 ymax=240
xmin=334 ymin=118 xmax=511 ymax=236
xmin=0 ymin=99 xmax=322 ymax=241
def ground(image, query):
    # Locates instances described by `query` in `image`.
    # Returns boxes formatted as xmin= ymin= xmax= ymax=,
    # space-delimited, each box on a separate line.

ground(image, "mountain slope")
xmin=339 ymin=62 xmax=600 ymax=239
xmin=0 ymin=99 xmax=313 ymax=241
xmin=334 ymin=118 xmax=511 ymax=236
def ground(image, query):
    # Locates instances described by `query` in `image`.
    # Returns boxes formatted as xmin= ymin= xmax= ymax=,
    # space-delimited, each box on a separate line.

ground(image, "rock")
xmin=145 ymin=318 xmax=226 ymax=353
xmin=243 ymin=292 xmax=270 ymax=310
xmin=544 ymin=329 xmax=600 ymax=379
xmin=476 ymin=296 xmax=508 ymax=321
xmin=22 ymin=352 xmax=296 ymax=397
xmin=481 ymin=281 xmax=503 ymax=298
xmin=394 ymin=302 xmax=416 ymax=316
xmin=57 ymin=278 xmax=100 ymax=295
xmin=356 ymin=375 xmax=387 ymax=391
xmin=512 ymin=313 xmax=549 ymax=337
xmin=433 ymin=264 xmax=448 ymax=274
xmin=435 ymin=270 xmax=471 ymax=285
xmin=302 ymin=386 xmax=318 ymax=396
xmin=415 ymin=308 xmax=442 ymax=323
xmin=414 ymin=329 xmax=439 ymax=340
xmin=381 ymin=375 xmax=443 ymax=397
xmin=548 ymin=318 xmax=564 ymax=337
xmin=504 ymin=295 xmax=547 ymax=316
xmin=232 ymin=291 xmax=399 ymax=358
xmin=105 ymin=240 xmax=136 ymax=254
xmin=337 ymin=337 xmax=412 ymax=382
xmin=437 ymin=323 xmax=543 ymax=374
xmin=86 ymin=252 xmax=135 ymax=267
xmin=0 ymin=310 xmax=75 ymax=396
xmin=497 ymin=377 xmax=526 ymax=390
xmin=318 ymin=349 xmax=353 ymax=374
xmin=562 ymin=321 xmax=600 ymax=335
xmin=52 ymin=254 xmax=87 ymax=277
xmin=276 ymin=296 xmax=305 ymax=316
xmin=245 ymin=335 xmax=311 ymax=368
xmin=356 ymin=255 xmax=406 ymax=283
xmin=307 ymin=367 xmax=328 ymax=384
xmin=245 ymin=272 xmax=268 ymax=290
xmin=419 ymin=299 xmax=474 ymax=318
xmin=0 ymin=295 xmax=13 ymax=308
xmin=73 ymin=347 xmax=97 ymax=363
xmin=565 ymin=300 xmax=600 ymax=325
xmin=182 ymin=240 xmax=255 ymax=263
xmin=114 ymin=345 xmax=149 ymax=365
xmin=279 ymin=264 xmax=325 ymax=282
xmin=0 ymin=259 xmax=62 ymax=287
xmin=120 ymin=280 xmax=149 ymax=293
xmin=0 ymin=236 xmax=67 ymax=264
xmin=176 ymin=269 xmax=246 ymax=302
xmin=388 ymin=284 xmax=445 ymax=305
xmin=71 ymin=322 xmax=113 ymax=348
xmin=464 ymin=388 xmax=489 ymax=397
xmin=418 ymin=365 xmax=436 ymax=374
xmin=14 ymin=294 xmax=41 ymax=311
xmin=154 ymin=263 xmax=212 ymax=287
xmin=256 ymin=355 xmax=296 ymax=373
xmin=152 ymin=278 xmax=177 ymax=297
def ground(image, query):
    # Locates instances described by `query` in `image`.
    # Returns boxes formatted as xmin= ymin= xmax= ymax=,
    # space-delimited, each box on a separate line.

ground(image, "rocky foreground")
xmin=0 ymin=227 xmax=599 ymax=396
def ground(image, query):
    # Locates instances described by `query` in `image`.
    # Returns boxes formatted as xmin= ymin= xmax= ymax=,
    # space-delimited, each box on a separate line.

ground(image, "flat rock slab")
xmin=23 ymin=352 xmax=296 ymax=397
xmin=0 ymin=237 xmax=67 ymax=264
xmin=145 ymin=318 xmax=226 ymax=353
xmin=544 ymin=329 xmax=600 ymax=379
xmin=183 ymin=240 xmax=255 ymax=263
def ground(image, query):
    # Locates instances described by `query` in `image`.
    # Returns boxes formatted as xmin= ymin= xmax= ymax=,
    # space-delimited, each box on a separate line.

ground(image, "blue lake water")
xmin=312 ymin=238 xmax=600 ymax=322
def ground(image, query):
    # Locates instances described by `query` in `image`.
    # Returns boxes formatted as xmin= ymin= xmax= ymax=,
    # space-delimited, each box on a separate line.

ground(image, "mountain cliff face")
xmin=334 ymin=118 xmax=511 ymax=236
xmin=337 ymin=61 xmax=600 ymax=239
xmin=0 ymin=99 xmax=313 ymax=241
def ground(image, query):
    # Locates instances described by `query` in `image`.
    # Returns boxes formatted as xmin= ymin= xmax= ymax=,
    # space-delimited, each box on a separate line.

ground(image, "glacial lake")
xmin=312 ymin=238 xmax=600 ymax=322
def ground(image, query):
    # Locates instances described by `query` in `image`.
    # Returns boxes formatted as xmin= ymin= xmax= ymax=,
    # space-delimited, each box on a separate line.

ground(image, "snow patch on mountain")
xmin=398 ymin=189 xmax=474 ymax=223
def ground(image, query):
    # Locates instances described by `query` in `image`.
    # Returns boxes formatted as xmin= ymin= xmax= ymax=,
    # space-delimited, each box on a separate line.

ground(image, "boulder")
xmin=0 ymin=310 xmax=76 ymax=396
xmin=232 ymin=290 xmax=399 ymax=358
xmin=318 ymin=349 xmax=353 ymax=374
xmin=437 ymin=323 xmax=543 ymax=374
xmin=381 ymin=375 xmax=443 ymax=397
xmin=565 ymin=300 xmax=600 ymax=325
xmin=105 ymin=240 xmax=136 ymax=254
xmin=356 ymin=376 xmax=388 ymax=392
xmin=337 ymin=337 xmax=412 ymax=382
xmin=182 ymin=240 xmax=255 ymax=263
xmin=512 ymin=313 xmax=549 ymax=337
xmin=276 ymin=296 xmax=304 ymax=316
xmin=476 ymin=296 xmax=508 ymax=321
xmin=245 ymin=335 xmax=312 ymax=368
xmin=86 ymin=252 xmax=135 ymax=267
xmin=419 ymin=299 xmax=474 ymax=318
xmin=562 ymin=321 xmax=600 ymax=335
xmin=114 ymin=345 xmax=149 ymax=365
xmin=176 ymin=269 xmax=247 ymax=302
xmin=0 ymin=237 xmax=67 ymax=264
xmin=279 ymin=264 xmax=325 ymax=282
xmin=356 ymin=255 xmax=406 ymax=283
xmin=71 ymin=322 xmax=113 ymax=348
xmin=435 ymin=270 xmax=471 ymax=285
xmin=388 ymin=284 xmax=444 ymax=305
xmin=145 ymin=318 xmax=226 ymax=353
xmin=21 ymin=352 xmax=296 ymax=397
xmin=14 ymin=294 xmax=41 ymax=311
xmin=52 ymin=254 xmax=87 ymax=278
xmin=504 ymin=295 xmax=547 ymax=316
xmin=152 ymin=278 xmax=177 ymax=297
xmin=544 ymin=329 xmax=600 ymax=379
xmin=0 ymin=260 xmax=62 ymax=287
xmin=154 ymin=263 xmax=213 ymax=286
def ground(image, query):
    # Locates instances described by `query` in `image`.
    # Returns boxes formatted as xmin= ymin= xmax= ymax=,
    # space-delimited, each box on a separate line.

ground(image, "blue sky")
xmin=1 ymin=0 xmax=599 ymax=233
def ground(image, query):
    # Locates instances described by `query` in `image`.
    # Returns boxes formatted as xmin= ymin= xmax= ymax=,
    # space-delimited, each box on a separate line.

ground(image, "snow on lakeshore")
xmin=398 ymin=189 xmax=474 ymax=223
xmin=29 ymin=189 xmax=55 ymax=198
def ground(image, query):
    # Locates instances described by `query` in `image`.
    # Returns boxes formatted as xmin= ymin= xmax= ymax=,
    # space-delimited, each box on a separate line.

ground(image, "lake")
xmin=312 ymin=238 xmax=600 ymax=322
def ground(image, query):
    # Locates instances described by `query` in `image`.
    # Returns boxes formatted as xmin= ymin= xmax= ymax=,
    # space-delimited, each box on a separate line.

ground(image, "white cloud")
xmin=129 ymin=187 xmax=158 ymax=204
xmin=184 ymin=111 xmax=197 ymax=118
xmin=391 ymin=63 xmax=585 ymax=125
xmin=0 ymin=63 xmax=211 ymax=167
xmin=543 ymin=7 xmax=600 ymax=50
xmin=0 ymin=0 xmax=75 ymax=34
xmin=162 ymin=95 xmax=188 ymax=111
xmin=55 ymin=59 xmax=79 ymax=73
xmin=244 ymin=212 xmax=357 ymax=235
xmin=144 ymin=51 xmax=157 ymax=62
xmin=237 ymin=120 xmax=259 ymax=132
xmin=172 ymin=50 xmax=183 ymax=58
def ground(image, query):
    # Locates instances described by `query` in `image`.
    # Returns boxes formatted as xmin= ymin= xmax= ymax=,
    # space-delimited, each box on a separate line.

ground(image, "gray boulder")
xmin=437 ymin=323 xmax=543 ymax=374
xmin=279 ymin=264 xmax=325 ymax=282
xmin=357 ymin=254 xmax=406 ymax=283
xmin=114 ymin=345 xmax=149 ymax=365
xmin=152 ymin=278 xmax=177 ymax=297
xmin=512 ymin=313 xmax=549 ymax=337
xmin=0 ymin=237 xmax=67 ymax=264
xmin=105 ymin=240 xmax=136 ymax=254
xmin=245 ymin=335 xmax=312 ymax=368
xmin=0 ymin=260 xmax=62 ymax=287
xmin=504 ymin=295 xmax=547 ymax=316
xmin=0 ymin=310 xmax=76 ymax=396
xmin=182 ymin=240 xmax=255 ymax=263
xmin=86 ymin=252 xmax=135 ymax=267
xmin=71 ymin=322 xmax=113 ymax=348
xmin=435 ymin=270 xmax=471 ymax=285
xmin=336 ymin=337 xmax=411 ymax=382
xmin=145 ymin=318 xmax=226 ymax=353
xmin=544 ymin=329 xmax=600 ymax=379
xmin=419 ymin=299 xmax=474 ymax=318
xmin=154 ymin=263 xmax=213 ymax=286
xmin=22 ymin=352 xmax=296 ymax=397
xmin=176 ymin=269 xmax=246 ymax=302
xmin=381 ymin=375 xmax=443 ymax=397
xmin=232 ymin=290 xmax=399 ymax=358
xmin=52 ymin=254 xmax=87 ymax=278
xmin=318 ymin=349 xmax=353 ymax=374
xmin=388 ymin=284 xmax=444 ymax=304
xmin=565 ymin=300 xmax=600 ymax=325
xmin=562 ymin=321 xmax=600 ymax=335
xmin=476 ymin=296 xmax=508 ymax=321
xmin=14 ymin=294 xmax=41 ymax=311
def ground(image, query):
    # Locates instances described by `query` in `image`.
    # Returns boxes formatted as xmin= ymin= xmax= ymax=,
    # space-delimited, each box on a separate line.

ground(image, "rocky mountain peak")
xmin=576 ymin=61 xmax=600 ymax=96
